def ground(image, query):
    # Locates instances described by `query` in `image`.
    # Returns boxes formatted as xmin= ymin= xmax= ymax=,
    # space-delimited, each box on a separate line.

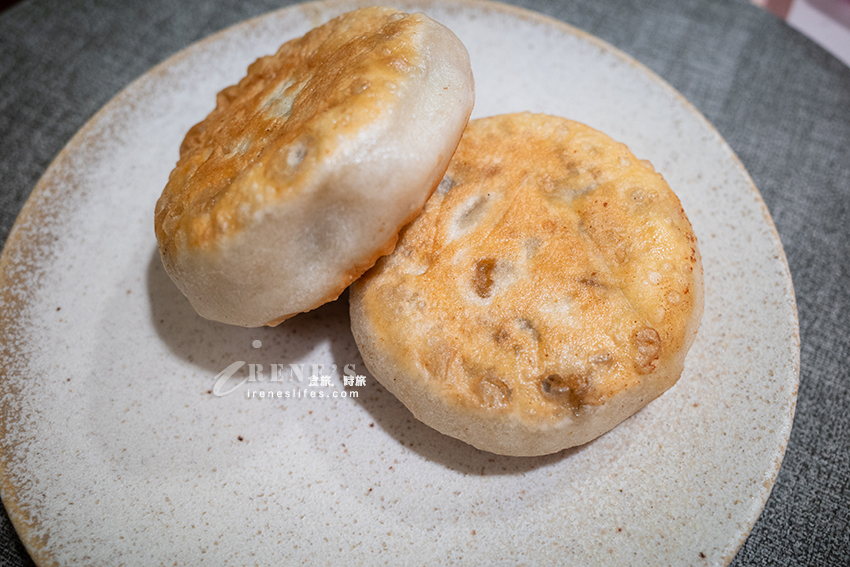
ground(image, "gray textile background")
xmin=0 ymin=0 xmax=848 ymax=565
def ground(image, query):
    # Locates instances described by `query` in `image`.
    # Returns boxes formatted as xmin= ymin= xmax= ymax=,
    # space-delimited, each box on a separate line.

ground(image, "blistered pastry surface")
xmin=353 ymin=113 xmax=703 ymax=424
xmin=155 ymin=7 xmax=422 ymax=252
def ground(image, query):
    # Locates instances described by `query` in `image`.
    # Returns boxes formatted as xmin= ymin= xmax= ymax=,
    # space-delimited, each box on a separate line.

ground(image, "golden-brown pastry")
xmin=155 ymin=6 xmax=474 ymax=326
xmin=350 ymin=113 xmax=703 ymax=456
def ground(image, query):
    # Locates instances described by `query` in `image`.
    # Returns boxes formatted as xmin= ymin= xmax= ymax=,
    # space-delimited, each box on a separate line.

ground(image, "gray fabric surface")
xmin=1 ymin=0 xmax=848 ymax=564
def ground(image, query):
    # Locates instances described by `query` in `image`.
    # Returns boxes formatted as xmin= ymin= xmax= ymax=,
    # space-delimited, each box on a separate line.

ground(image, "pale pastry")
xmin=155 ymin=6 xmax=474 ymax=326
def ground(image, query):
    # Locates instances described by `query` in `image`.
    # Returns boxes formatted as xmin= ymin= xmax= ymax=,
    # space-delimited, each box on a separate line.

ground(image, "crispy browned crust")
xmin=351 ymin=113 xmax=704 ymax=455
xmin=155 ymin=6 xmax=418 ymax=253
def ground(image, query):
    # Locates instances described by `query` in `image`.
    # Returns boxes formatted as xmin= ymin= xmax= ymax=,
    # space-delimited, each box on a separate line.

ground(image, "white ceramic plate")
xmin=0 ymin=1 xmax=799 ymax=565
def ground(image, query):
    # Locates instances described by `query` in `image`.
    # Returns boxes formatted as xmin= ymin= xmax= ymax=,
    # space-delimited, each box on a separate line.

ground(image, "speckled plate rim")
xmin=0 ymin=0 xmax=800 ymax=565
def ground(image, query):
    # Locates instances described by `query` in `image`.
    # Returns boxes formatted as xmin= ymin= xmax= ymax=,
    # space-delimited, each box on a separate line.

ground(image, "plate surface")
xmin=0 ymin=1 xmax=799 ymax=565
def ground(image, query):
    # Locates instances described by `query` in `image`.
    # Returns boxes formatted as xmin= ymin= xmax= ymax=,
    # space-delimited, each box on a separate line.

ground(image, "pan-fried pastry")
xmin=155 ymin=6 xmax=474 ymax=326
xmin=350 ymin=113 xmax=703 ymax=456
